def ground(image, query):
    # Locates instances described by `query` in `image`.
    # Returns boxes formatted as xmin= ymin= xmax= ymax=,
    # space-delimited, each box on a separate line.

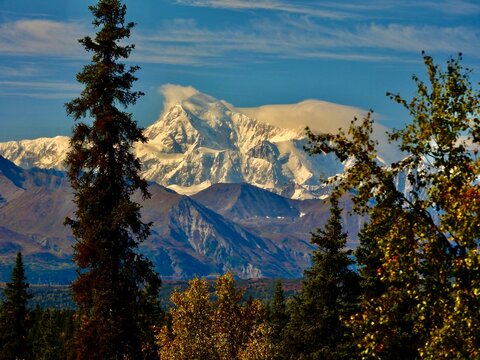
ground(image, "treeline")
xmin=0 ymin=253 xmax=77 ymax=360
xmin=0 ymin=279 xmax=300 ymax=309
xmin=27 ymin=307 xmax=77 ymax=360
xmin=0 ymin=243 xmax=351 ymax=359
xmin=0 ymin=214 xmax=355 ymax=359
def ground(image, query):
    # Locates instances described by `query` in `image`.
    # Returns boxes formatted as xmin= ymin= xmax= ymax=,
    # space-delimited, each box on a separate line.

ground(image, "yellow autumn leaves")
xmin=156 ymin=273 xmax=273 ymax=360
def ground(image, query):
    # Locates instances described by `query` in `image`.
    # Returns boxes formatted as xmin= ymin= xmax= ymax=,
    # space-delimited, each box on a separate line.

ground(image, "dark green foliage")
xmin=28 ymin=306 xmax=77 ymax=360
xmin=283 ymin=199 xmax=360 ymax=360
xmin=267 ymin=281 xmax=288 ymax=359
xmin=64 ymin=0 xmax=161 ymax=358
xmin=1 ymin=279 xmax=301 ymax=310
xmin=269 ymin=281 xmax=287 ymax=339
xmin=0 ymin=252 xmax=32 ymax=360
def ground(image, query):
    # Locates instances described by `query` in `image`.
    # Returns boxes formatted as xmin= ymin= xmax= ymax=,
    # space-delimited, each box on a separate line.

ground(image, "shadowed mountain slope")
xmin=1 ymin=156 xmax=348 ymax=282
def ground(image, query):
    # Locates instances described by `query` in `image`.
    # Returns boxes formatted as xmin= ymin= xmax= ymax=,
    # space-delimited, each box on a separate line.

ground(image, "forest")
xmin=1 ymin=0 xmax=480 ymax=359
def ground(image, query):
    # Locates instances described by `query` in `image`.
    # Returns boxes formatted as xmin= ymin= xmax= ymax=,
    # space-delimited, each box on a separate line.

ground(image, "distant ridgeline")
xmin=0 ymin=278 xmax=301 ymax=309
xmin=0 ymin=154 xmax=363 ymax=283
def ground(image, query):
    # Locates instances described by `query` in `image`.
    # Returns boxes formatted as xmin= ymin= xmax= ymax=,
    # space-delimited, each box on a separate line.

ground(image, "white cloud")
xmin=236 ymin=99 xmax=400 ymax=163
xmin=158 ymin=84 xmax=199 ymax=114
xmin=132 ymin=17 xmax=480 ymax=66
xmin=0 ymin=80 xmax=81 ymax=90
xmin=1 ymin=12 xmax=478 ymax=68
xmin=413 ymin=0 xmax=480 ymax=15
xmin=0 ymin=10 xmax=56 ymax=19
xmin=0 ymin=19 xmax=87 ymax=58
xmin=175 ymin=0 xmax=480 ymax=18
xmin=0 ymin=80 xmax=82 ymax=99
xmin=0 ymin=91 xmax=78 ymax=100
xmin=340 ymin=24 xmax=480 ymax=55
xmin=0 ymin=64 xmax=41 ymax=78
xmin=237 ymin=100 xmax=366 ymax=133
xmin=175 ymin=0 xmax=352 ymax=19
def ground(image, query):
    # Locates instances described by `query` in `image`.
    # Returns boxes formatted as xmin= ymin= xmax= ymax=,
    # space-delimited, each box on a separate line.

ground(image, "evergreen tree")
xmin=0 ymin=252 xmax=32 ymax=360
xmin=64 ymin=1 xmax=161 ymax=358
xmin=28 ymin=307 xmax=77 ymax=360
xmin=268 ymin=280 xmax=288 ymax=359
xmin=283 ymin=199 xmax=360 ymax=360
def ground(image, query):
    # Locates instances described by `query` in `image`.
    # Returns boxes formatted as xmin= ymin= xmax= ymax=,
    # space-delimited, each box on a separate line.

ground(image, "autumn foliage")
xmin=156 ymin=273 xmax=273 ymax=360
xmin=306 ymin=53 xmax=480 ymax=359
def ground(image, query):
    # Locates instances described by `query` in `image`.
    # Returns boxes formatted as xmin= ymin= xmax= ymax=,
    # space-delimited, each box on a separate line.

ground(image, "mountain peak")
xmin=193 ymin=182 xmax=299 ymax=220
xmin=139 ymin=89 xmax=336 ymax=197
xmin=0 ymin=85 xmax=388 ymax=199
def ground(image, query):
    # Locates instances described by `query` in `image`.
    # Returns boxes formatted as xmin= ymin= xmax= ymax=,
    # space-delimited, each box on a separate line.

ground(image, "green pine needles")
xmin=0 ymin=252 xmax=32 ymax=360
xmin=282 ymin=199 xmax=360 ymax=360
xmin=65 ymin=1 xmax=161 ymax=359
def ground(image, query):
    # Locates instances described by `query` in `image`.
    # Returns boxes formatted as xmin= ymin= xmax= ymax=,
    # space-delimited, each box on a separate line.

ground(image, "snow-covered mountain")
xmin=136 ymin=90 xmax=346 ymax=198
xmin=0 ymin=86 xmax=397 ymax=199
xmin=0 ymin=136 xmax=70 ymax=170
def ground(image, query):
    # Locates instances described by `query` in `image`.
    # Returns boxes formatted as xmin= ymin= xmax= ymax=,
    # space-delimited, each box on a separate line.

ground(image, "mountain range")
xmin=0 ymin=86 xmax=399 ymax=199
xmin=0 ymin=86 xmax=377 ymax=282
xmin=0 ymin=155 xmax=362 ymax=283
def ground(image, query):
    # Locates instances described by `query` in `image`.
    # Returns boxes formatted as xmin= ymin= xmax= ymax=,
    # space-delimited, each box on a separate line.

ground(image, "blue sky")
xmin=0 ymin=0 xmax=479 ymax=141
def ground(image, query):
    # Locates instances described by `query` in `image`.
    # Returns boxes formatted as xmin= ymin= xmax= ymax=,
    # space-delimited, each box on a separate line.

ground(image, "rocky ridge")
xmin=0 ymin=155 xmax=356 ymax=282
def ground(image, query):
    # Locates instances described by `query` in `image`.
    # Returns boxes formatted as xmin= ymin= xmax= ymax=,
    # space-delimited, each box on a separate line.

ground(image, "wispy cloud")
xmin=0 ymin=19 xmax=87 ymax=58
xmin=132 ymin=17 xmax=480 ymax=66
xmin=175 ymin=0 xmax=480 ymax=18
xmin=348 ymin=24 xmax=479 ymax=54
xmin=0 ymin=64 xmax=42 ymax=78
xmin=0 ymin=10 xmax=55 ymax=18
xmin=0 ymin=80 xmax=82 ymax=99
xmin=175 ymin=0 xmax=353 ymax=19
xmin=1 ymin=11 xmax=479 ymax=68
xmin=413 ymin=0 xmax=480 ymax=15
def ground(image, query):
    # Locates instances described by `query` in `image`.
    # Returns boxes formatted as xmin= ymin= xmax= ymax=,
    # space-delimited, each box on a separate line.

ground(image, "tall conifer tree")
xmin=268 ymin=280 xmax=288 ymax=360
xmin=283 ymin=199 xmax=360 ymax=360
xmin=65 ymin=1 xmax=161 ymax=358
xmin=0 ymin=252 xmax=32 ymax=360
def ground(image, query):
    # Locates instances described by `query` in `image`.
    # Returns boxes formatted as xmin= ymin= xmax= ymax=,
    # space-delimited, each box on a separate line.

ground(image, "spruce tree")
xmin=268 ymin=280 xmax=288 ymax=359
xmin=64 ymin=1 xmax=161 ymax=358
xmin=28 ymin=307 xmax=77 ymax=360
xmin=0 ymin=252 xmax=32 ymax=360
xmin=283 ymin=199 xmax=360 ymax=360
